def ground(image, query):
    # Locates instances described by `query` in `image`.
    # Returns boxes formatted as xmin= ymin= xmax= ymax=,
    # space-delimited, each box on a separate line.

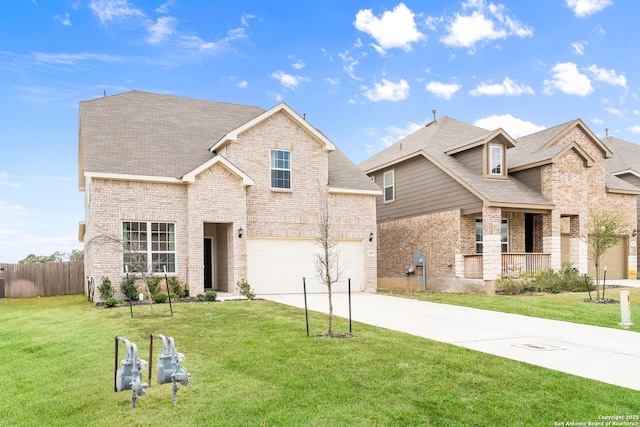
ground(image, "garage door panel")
xmin=587 ymin=237 xmax=627 ymax=279
xmin=247 ymin=238 xmax=363 ymax=295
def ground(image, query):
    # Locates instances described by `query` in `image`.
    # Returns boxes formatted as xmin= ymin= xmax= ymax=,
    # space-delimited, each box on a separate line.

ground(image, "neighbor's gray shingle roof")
xmin=80 ymin=90 xmax=379 ymax=192
xmin=359 ymin=116 xmax=554 ymax=208
xmin=603 ymin=136 xmax=640 ymax=193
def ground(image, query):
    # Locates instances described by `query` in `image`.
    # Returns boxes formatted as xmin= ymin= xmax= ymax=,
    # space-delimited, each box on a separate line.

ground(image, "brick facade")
xmin=83 ymin=110 xmax=377 ymax=299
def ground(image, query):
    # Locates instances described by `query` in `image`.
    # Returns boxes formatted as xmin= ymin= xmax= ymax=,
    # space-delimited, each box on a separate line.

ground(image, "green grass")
xmin=1 ymin=295 xmax=639 ymax=426
xmin=380 ymin=286 xmax=640 ymax=332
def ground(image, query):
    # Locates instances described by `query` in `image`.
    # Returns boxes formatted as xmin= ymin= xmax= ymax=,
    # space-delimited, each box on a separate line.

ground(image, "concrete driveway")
xmin=265 ymin=290 xmax=640 ymax=391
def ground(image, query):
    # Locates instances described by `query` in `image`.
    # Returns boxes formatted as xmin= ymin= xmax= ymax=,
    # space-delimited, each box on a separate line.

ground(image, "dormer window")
xmin=490 ymin=145 xmax=502 ymax=175
xmin=486 ymin=142 xmax=506 ymax=178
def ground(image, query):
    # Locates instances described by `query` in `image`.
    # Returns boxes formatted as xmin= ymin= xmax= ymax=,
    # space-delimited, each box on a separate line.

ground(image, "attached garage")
xmin=588 ymin=236 xmax=628 ymax=280
xmin=247 ymin=238 xmax=364 ymax=295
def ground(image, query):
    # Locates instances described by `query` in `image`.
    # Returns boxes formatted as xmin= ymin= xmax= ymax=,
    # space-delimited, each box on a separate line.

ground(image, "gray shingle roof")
xmin=80 ymin=90 xmax=265 ymax=178
xmin=603 ymin=136 xmax=640 ymax=193
xmin=359 ymin=116 xmax=554 ymax=208
xmin=80 ymin=90 xmax=378 ymax=193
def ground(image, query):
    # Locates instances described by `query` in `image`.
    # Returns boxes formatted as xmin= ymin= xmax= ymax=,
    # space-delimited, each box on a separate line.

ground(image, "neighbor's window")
xmin=383 ymin=170 xmax=395 ymax=203
xmin=475 ymin=218 xmax=508 ymax=253
xmin=123 ymin=221 xmax=176 ymax=273
xmin=489 ymin=144 xmax=503 ymax=176
xmin=270 ymin=149 xmax=291 ymax=189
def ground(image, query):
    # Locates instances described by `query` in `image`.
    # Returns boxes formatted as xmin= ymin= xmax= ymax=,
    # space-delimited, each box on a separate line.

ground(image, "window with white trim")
xmin=123 ymin=221 xmax=176 ymax=273
xmin=383 ymin=170 xmax=395 ymax=202
xmin=475 ymin=218 xmax=508 ymax=253
xmin=270 ymin=149 xmax=291 ymax=189
xmin=489 ymin=144 xmax=503 ymax=176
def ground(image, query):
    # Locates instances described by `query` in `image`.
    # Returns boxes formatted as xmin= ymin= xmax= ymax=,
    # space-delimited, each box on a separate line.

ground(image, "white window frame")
xmin=122 ymin=221 xmax=176 ymax=273
xmin=270 ymin=149 xmax=291 ymax=190
xmin=475 ymin=218 xmax=508 ymax=253
xmin=489 ymin=144 xmax=503 ymax=176
xmin=383 ymin=170 xmax=395 ymax=203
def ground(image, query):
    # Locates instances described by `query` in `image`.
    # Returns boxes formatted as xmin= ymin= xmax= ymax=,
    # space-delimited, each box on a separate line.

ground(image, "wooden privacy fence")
xmin=0 ymin=261 xmax=84 ymax=298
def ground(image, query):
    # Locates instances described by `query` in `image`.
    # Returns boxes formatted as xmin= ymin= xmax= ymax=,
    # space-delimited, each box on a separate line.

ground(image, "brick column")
xmin=482 ymin=206 xmax=502 ymax=285
xmin=543 ymin=210 xmax=561 ymax=271
xmin=570 ymin=215 xmax=587 ymax=273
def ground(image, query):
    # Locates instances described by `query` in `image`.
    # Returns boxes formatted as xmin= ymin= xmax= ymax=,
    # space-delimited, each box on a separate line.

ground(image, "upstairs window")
xmin=489 ymin=144 xmax=503 ymax=176
xmin=383 ymin=170 xmax=395 ymax=203
xmin=270 ymin=149 xmax=291 ymax=189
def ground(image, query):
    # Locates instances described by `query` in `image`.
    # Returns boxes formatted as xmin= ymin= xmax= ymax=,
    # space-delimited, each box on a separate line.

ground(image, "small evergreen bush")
xmin=167 ymin=277 xmax=184 ymax=296
xmin=104 ymin=297 xmax=121 ymax=308
xmin=146 ymin=275 xmax=162 ymax=295
xmin=237 ymin=278 xmax=255 ymax=300
xmin=152 ymin=293 xmax=168 ymax=304
xmin=203 ymin=291 xmax=217 ymax=301
xmin=120 ymin=276 xmax=138 ymax=301
xmin=98 ymin=276 xmax=115 ymax=300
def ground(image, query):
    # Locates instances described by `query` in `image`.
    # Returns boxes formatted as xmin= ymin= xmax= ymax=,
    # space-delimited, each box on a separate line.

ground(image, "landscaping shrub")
xmin=152 ymin=293 xmax=168 ymax=304
xmin=237 ymin=278 xmax=255 ymax=300
xmin=203 ymin=290 xmax=217 ymax=301
xmin=167 ymin=276 xmax=184 ymax=297
xmin=169 ymin=293 xmax=180 ymax=301
xmin=98 ymin=276 xmax=115 ymax=300
xmin=104 ymin=297 xmax=121 ymax=308
xmin=120 ymin=276 xmax=138 ymax=301
xmin=496 ymin=276 xmax=522 ymax=295
xmin=146 ymin=275 xmax=162 ymax=295
xmin=496 ymin=262 xmax=596 ymax=296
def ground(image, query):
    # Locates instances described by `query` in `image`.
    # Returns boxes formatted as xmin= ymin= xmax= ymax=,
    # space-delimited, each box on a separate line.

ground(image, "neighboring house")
xmin=78 ymin=91 xmax=380 ymax=299
xmin=360 ymin=115 xmax=639 ymax=293
xmin=603 ymin=135 xmax=640 ymax=274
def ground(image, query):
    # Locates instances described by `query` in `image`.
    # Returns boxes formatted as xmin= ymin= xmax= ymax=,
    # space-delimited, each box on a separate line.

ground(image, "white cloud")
xmin=236 ymin=80 xmax=248 ymax=89
xmin=474 ymin=114 xmax=546 ymax=138
xmin=605 ymin=107 xmax=625 ymax=118
xmin=180 ymin=28 xmax=247 ymax=52
xmin=155 ymin=0 xmax=174 ymax=14
xmin=425 ymin=81 xmax=462 ymax=100
xmin=363 ymin=78 xmax=410 ymax=102
xmin=289 ymin=57 xmax=306 ymax=70
xmin=324 ymin=77 xmax=340 ymax=86
xmin=89 ymin=0 xmax=144 ymax=24
xmin=271 ymin=71 xmax=310 ymax=89
xmin=571 ymin=40 xmax=587 ymax=55
xmin=586 ymin=65 xmax=627 ymax=88
xmin=32 ymin=52 xmax=124 ymax=65
xmin=470 ymin=77 xmax=534 ymax=96
xmin=0 ymin=199 xmax=25 ymax=212
xmin=338 ymin=51 xmax=361 ymax=80
xmin=441 ymin=0 xmax=532 ymax=52
xmin=241 ymin=13 xmax=255 ymax=27
xmin=629 ymin=125 xmax=640 ymax=134
xmin=54 ymin=12 xmax=71 ymax=26
xmin=354 ymin=3 xmax=425 ymax=54
xmin=0 ymin=229 xmax=81 ymax=264
xmin=381 ymin=122 xmax=424 ymax=146
xmin=566 ymin=0 xmax=612 ymax=18
xmin=543 ymin=62 xmax=593 ymax=96
xmin=147 ymin=16 xmax=176 ymax=45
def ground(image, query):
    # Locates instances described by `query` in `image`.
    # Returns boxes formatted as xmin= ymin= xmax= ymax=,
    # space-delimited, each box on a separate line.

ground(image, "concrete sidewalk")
xmin=265 ymin=291 xmax=640 ymax=391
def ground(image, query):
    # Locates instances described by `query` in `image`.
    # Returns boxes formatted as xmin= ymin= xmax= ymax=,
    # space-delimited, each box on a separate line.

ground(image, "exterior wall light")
xmin=238 ymin=227 xmax=243 ymax=238
xmin=369 ymin=232 xmax=374 ymax=242
xmin=633 ymin=229 xmax=637 ymax=237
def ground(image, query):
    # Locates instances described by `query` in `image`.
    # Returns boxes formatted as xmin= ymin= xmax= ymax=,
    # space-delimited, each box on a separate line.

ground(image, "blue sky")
xmin=1 ymin=0 xmax=638 ymax=263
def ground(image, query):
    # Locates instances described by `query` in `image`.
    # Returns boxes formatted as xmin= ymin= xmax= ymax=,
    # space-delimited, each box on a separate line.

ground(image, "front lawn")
xmin=380 ymin=286 xmax=640 ymax=332
xmin=1 ymin=295 xmax=638 ymax=426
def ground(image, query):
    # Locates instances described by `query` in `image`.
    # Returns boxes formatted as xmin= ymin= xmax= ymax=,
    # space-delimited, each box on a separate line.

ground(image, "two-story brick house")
xmin=78 ymin=91 xmax=380 ymax=299
xmin=360 ymin=115 xmax=639 ymax=293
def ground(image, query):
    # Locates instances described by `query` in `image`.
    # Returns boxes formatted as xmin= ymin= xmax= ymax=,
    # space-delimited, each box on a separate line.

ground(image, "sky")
xmin=1 ymin=0 xmax=639 ymax=263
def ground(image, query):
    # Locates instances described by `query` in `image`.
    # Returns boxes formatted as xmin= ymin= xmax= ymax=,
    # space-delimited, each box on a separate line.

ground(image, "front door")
xmin=204 ymin=238 xmax=213 ymax=289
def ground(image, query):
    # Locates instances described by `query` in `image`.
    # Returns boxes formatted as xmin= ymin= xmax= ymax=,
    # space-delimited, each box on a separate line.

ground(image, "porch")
xmin=463 ymin=253 xmax=551 ymax=279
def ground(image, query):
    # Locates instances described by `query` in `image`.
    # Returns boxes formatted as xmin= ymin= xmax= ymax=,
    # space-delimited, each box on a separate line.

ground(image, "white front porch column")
xmin=482 ymin=206 xmax=502 ymax=285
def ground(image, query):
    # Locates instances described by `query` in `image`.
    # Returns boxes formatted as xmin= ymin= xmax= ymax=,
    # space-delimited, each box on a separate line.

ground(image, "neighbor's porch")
xmin=458 ymin=208 xmax=560 ymax=280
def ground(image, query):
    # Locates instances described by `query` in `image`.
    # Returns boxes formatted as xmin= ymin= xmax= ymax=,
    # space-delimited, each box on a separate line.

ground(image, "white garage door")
xmin=247 ymin=238 xmax=364 ymax=295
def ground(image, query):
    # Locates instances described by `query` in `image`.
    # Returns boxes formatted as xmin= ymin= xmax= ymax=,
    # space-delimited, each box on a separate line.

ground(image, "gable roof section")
xmin=210 ymin=102 xmax=336 ymax=153
xmin=182 ymin=155 xmax=255 ymax=186
xmin=602 ymin=136 xmax=640 ymax=194
xmin=509 ymin=119 xmax=611 ymax=171
xmin=328 ymin=148 xmax=381 ymax=194
xmin=79 ymin=90 xmax=265 ymax=188
xmin=360 ymin=116 xmax=554 ymax=209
